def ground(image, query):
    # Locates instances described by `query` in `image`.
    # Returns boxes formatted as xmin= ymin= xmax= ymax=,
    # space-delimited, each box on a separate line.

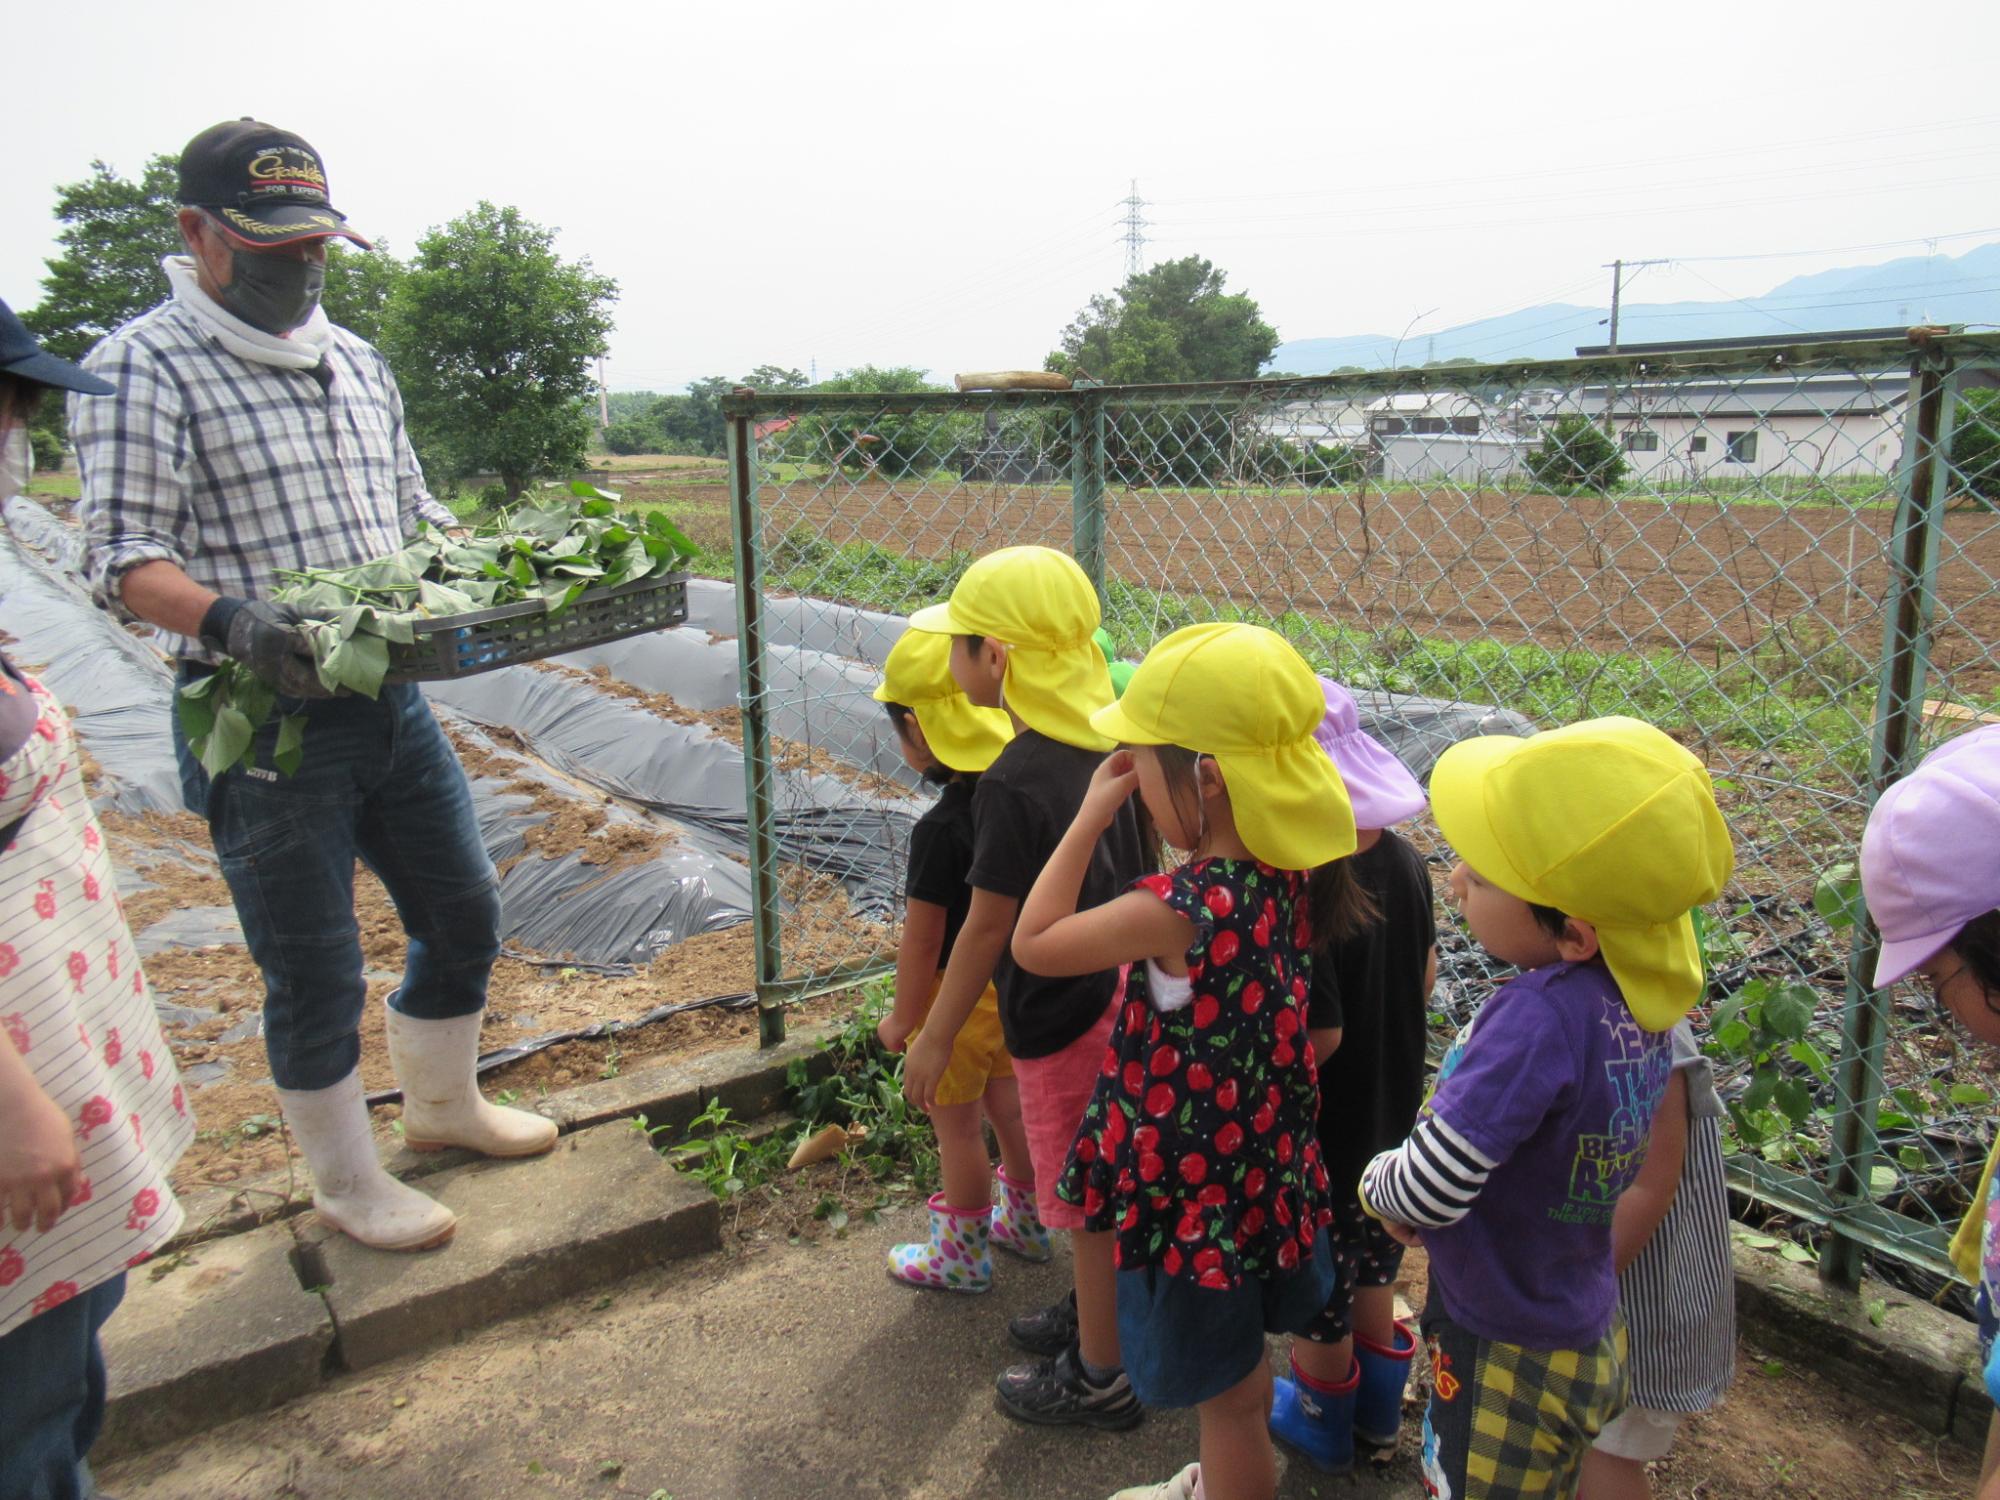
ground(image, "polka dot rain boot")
xmin=888 ymin=1193 xmax=993 ymax=1292
xmin=988 ymin=1166 xmax=1053 ymax=1263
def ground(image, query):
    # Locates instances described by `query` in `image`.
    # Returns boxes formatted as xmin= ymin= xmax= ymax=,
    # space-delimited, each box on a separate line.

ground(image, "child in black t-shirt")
xmin=903 ymin=546 xmax=1148 ymax=1431
xmin=873 ymin=629 xmax=1041 ymax=1293
xmin=1270 ymin=679 xmax=1439 ymax=1476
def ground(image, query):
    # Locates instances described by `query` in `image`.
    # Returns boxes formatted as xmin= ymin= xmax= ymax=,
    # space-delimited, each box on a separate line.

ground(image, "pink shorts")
xmin=1011 ymin=969 xmax=1124 ymax=1232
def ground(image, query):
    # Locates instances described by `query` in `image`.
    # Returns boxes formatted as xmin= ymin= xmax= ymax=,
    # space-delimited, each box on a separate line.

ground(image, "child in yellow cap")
xmin=1359 ymin=717 xmax=1733 ymax=1500
xmin=1012 ymin=622 xmax=1368 ymax=1500
xmin=904 ymin=544 xmax=1150 ymax=1430
xmin=871 ymin=628 xmax=1040 ymax=1293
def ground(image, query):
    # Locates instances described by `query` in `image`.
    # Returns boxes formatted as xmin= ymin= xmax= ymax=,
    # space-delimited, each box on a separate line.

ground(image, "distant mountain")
xmin=1266 ymin=243 xmax=2000 ymax=373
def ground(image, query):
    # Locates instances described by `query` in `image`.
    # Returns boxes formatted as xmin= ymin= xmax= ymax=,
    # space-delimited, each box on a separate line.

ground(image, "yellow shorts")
xmin=911 ymin=976 xmax=1014 ymax=1108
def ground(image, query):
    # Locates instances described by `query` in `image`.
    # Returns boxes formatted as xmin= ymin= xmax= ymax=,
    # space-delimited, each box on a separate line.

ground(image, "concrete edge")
xmin=163 ymin=1016 xmax=846 ymax=1253
xmin=1730 ymin=1225 xmax=1987 ymax=1449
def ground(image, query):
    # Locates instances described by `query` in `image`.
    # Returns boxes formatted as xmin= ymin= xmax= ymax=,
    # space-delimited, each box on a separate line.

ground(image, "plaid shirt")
xmin=73 ymin=297 xmax=454 ymax=661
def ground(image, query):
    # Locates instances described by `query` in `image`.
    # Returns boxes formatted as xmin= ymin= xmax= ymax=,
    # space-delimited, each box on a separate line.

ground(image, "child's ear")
xmin=902 ymin=715 xmax=934 ymax=765
xmin=1558 ymin=916 xmax=1600 ymax=963
xmin=1197 ymin=755 xmax=1227 ymax=801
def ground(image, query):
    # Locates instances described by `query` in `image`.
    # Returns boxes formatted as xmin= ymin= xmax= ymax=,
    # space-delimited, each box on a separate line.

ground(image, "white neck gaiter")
xmin=163 ymin=255 xmax=335 ymax=371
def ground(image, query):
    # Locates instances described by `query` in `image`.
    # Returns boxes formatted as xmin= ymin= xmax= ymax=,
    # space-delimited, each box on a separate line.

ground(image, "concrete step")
xmin=98 ymin=1116 xmax=720 ymax=1459
xmin=311 ymin=1115 xmax=720 ymax=1372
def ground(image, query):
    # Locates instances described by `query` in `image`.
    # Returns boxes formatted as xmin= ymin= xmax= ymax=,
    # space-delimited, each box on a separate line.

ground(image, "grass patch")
xmin=24 ymin=473 xmax=81 ymax=501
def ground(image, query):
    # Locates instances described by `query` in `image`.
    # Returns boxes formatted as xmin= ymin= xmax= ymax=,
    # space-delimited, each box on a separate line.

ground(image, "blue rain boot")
xmin=1269 ymin=1356 xmax=1359 ymax=1474
xmin=1354 ymin=1320 xmax=1418 ymax=1448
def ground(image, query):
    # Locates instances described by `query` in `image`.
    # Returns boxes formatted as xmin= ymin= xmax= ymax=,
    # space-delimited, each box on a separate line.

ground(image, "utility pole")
xmin=596 ymin=355 xmax=610 ymax=430
xmin=1601 ymin=257 xmax=1666 ymax=434
xmin=1120 ymin=179 xmax=1149 ymax=283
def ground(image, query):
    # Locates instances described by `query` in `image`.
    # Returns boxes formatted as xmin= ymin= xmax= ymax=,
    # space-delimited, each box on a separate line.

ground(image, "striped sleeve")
xmin=1359 ymin=1116 xmax=1500 ymax=1228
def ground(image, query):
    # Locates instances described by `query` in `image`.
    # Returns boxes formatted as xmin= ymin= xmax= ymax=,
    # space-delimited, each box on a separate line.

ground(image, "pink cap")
xmin=1861 ymin=724 xmax=2000 ymax=986
xmin=1310 ymin=677 xmax=1428 ymax=830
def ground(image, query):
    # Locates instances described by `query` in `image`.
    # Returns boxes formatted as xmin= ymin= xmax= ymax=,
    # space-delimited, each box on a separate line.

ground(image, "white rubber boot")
xmin=385 ymin=1006 xmax=558 ymax=1158
xmin=277 ymin=1070 xmax=457 ymax=1252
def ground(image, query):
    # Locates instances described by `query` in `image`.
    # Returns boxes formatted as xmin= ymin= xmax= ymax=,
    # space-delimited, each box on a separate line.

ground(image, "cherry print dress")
xmin=1056 ymin=856 xmax=1332 ymax=1290
xmin=0 ymin=666 xmax=193 ymax=1338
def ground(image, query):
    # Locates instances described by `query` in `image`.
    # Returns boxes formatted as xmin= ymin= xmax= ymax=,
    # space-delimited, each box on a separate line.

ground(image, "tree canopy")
xmin=1047 ymin=256 xmax=1277 ymax=385
xmin=21 ymin=156 xmax=183 ymax=362
xmin=380 ymin=201 xmax=617 ymax=499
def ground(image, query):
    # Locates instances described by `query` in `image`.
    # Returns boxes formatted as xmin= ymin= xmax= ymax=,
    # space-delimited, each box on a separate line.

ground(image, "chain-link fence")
xmin=719 ymin=330 xmax=2000 ymax=1290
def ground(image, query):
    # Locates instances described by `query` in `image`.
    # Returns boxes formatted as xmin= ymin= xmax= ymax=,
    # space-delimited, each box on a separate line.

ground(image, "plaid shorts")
xmin=1419 ymin=1309 xmax=1627 ymax=1500
xmin=1300 ymin=1191 xmax=1405 ymax=1343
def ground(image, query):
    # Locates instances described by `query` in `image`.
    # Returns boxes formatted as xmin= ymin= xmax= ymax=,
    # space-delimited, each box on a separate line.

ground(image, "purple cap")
xmin=1861 ymin=724 xmax=2000 ymax=986
xmin=1311 ymin=677 xmax=1428 ymax=830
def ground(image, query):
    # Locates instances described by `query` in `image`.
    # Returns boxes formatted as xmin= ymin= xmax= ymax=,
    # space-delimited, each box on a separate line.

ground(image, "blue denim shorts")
xmin=1115 ymin=1229 xmax=1336 ymax=1408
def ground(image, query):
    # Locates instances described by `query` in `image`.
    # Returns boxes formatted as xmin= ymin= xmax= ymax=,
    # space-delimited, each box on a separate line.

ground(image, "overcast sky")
xmin=7 ymin=0 xmax=1998 ymax=392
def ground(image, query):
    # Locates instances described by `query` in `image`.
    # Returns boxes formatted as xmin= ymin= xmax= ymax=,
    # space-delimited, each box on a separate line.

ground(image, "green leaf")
xmin=1787 ymin=1040 xmax=1832 ymax=1081
xmin=1772 ymin=1078 xmax=1814 ymax=1128
xmin=1866 ymin=1297 xmax=1888 ymax=1328
xmin=1738 ymin=1231 xmax=1781 ymax=1250
xmin=1898 ymin=1145 xmax=1926 ymax=1170
xmin=1949 ymin=1083 xmax=1992 ymax=1108
xmin=176 ymin=681 xmax=218 ymax=742
xmin=1761 ymin=983 xmax=1817 ymax=1044
xmin=1741 ymin=1071 xmax=1777 ymax=1114
xmin=569 ymin=479 xmax=620 ymax=503
xmin=340 ymin=632 xmax=391 ymax=699
xmin=1868 ymin=1164 xmax=1899 ymax=1196
xmin=200 ymin=704 xmax=254 ymax=776
xmin=1779 ymin=1242 xmax=1816 ymax=1265
xmin=1714 ymin=1019 xmax=1753 ymax=1056
xmin=1812 ymin=862 xmax=1864 ymax=931
xmin=418 ymin=579 xmax=477 ymax=615
xmin=273 ymin=713 xmax=307 ymax=776
xmin=1875 ymin=1109 xmax=1913 ymax=1130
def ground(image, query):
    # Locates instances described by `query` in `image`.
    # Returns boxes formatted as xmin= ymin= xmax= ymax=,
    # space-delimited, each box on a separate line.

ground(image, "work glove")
xmin=199 ymin=597 xmax=333 ymax=699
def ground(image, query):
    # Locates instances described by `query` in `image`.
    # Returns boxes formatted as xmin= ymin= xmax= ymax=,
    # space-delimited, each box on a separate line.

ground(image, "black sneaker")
xmin=994 ymin=1344 xmax=1144 ymax=1431
xmin=1007 ymin=1289 xmax=1078 ymax=1358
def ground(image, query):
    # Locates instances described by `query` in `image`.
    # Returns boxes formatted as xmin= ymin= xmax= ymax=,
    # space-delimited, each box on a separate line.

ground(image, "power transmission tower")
xmin=1120 ymin=180 xmax=1149 ymax=282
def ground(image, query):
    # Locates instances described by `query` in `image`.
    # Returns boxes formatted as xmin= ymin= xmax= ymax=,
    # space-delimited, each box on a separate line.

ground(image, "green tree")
xmin=772 ymin=366 xmax=970 ymax=478
xmin=1526 ymin=415 xmax=1628 ymax=493
xmin=743 ymin=364 xmax=809 ymax=392
xmin=1951 ymin=387 xmax=2000 ymax=509
xmin=1048 ymin=256 xmax=1277 ymax=384
xmin=319 ymin=241 xmax=406 ymax=346
xmin=22 ymin=156 xmax=182 ymax=362
xmin=381 ymin=202 xmax=617 ymax=500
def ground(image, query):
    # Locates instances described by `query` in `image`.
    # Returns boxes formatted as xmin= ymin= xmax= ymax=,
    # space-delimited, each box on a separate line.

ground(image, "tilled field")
xmin=646 ymin=475 xmax=2000 ymax=691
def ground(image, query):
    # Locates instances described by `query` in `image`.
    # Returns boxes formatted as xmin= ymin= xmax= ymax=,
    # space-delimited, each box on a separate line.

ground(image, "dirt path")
xmin=98 ymin=1208 xmax=1981 ymax=1500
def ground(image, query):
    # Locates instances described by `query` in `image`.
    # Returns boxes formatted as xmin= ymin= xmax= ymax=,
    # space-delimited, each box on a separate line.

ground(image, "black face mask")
xmin=221 ymin=251 xmax=325 ymax=334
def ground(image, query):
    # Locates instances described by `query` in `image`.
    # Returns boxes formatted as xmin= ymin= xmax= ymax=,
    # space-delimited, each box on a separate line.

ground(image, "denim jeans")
xmin=0 ymin=1274 xmax=124 ymax=1500
xmin=174 ymin=676 xmax=501 ymax=1091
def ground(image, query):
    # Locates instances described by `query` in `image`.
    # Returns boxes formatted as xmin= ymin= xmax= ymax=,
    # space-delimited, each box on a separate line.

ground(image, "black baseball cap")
xmin=0 ymin=300 xmax=115 ymax=395
xmin=177 ymin=118 xmax=373 ymax=250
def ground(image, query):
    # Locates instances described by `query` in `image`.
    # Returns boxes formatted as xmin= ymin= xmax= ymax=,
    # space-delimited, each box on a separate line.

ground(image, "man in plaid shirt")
xmin=73 ymin=119 xmax=556 ymax=1254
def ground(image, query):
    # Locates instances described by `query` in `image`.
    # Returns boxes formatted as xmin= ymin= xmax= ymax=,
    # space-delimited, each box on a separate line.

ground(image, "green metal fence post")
xmin=726 ymin=400 xmax=787 ymax=1048
xmin=1070 ymin=388 xmax=1107 ymax=602
xmin=1820 ymin=342 xmax=1962 ymax=1290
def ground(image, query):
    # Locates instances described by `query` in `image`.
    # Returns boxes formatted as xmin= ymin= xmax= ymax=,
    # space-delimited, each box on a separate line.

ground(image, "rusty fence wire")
xmin=722 ymin=331 xmax=2000 ymax=1291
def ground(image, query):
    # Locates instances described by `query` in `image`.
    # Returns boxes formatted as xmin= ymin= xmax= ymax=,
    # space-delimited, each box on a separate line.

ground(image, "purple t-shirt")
xmin=1421 ymin=958 xmax=1673 ymax=1349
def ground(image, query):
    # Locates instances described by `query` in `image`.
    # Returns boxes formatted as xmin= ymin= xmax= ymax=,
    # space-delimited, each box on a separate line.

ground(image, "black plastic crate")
xmin=384 ymin=571 xmax=690 ymax=682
